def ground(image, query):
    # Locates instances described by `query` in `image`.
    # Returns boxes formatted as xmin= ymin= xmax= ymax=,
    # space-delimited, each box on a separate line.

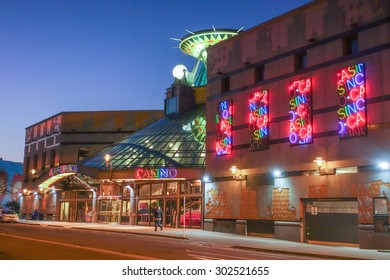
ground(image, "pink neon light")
xmin=288 ymin=78 xmax=312 ymax=145
xmin=337 ymin=63 xmax=367 ymax=138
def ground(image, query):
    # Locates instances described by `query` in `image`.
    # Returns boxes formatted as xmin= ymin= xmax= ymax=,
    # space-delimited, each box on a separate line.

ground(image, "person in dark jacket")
xmin=153 ymin=205 xmax=163 ymax=231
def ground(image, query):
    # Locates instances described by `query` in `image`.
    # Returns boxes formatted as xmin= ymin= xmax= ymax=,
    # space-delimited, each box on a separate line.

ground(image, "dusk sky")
xmin=0 ymin=0 xmax=311 ymax=163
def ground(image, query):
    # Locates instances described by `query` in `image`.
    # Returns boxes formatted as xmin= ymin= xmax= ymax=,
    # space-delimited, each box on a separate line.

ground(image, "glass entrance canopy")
xmin=80 ymin=105 xmax=206 ymax=170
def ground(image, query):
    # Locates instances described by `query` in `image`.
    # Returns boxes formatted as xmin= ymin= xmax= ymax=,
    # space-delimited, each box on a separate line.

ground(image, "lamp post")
xmin=31 ymin=168 xmax=37 ymax=182
xmin=104 ymin=154 xmax=113 ymax=180
xmin=23 ymin=188 xmax=28 ymax=222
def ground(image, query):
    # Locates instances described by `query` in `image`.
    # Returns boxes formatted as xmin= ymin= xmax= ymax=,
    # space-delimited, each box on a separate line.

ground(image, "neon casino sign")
xmin=249 ymin=90 xmax=269 ymax=151
xmin=337 ymin=63 xmax=366 ymax=138
xmin=134 ymin=168 xmax=178 ymax=179
xmin=49 ymin=164 xmax=79 ymax=177
xmin=216 ymin=99 xmax=233 ymax=155
xmin=288 ymin=78 xmax=313 ymax=145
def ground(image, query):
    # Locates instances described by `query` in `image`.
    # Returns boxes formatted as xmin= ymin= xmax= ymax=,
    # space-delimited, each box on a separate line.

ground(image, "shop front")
xmin=136 ymin=180 xmax=202 ymax=228
xmin=120 ymin=179 xmax=203 ymax=228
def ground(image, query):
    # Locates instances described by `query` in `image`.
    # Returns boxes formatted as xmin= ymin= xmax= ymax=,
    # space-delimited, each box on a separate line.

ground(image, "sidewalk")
xmin=19 ymin=220 xmax=390 ymax=260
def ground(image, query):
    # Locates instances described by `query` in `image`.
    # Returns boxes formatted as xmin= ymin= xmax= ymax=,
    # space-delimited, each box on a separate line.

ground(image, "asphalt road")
xmin=0 ymin=223 xmax=323 ymax=260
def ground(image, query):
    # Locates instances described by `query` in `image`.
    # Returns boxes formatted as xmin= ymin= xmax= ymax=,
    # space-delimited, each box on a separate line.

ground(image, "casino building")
xmin=21 ymin=110 xmax=163 ymax=221
xmin=21 ymin=28 xmax=239 ymax=229
xmin=204 ymin=0 xmax=390 ymax=249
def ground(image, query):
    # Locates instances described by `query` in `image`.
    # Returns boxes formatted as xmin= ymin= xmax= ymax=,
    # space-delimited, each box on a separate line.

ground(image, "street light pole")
xmin=105 ymin=154 xmax=113 ymax=180
xmin=23 ymin=189 xmax=28 ymax=222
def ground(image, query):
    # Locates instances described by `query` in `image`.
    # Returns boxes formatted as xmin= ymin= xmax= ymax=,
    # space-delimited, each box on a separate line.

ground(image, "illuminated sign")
xmin=216 ymin=99 xmax=233 ymax=155
xmin=49 ymin=165 xmax=78 ymax=177
xmin=249 ymin=90 xmax=269 ymax=151
xmin=134 ymin=168 xmax=178 ymax=179
xmin=337 ymin=63 xmax=366 ymax=138
xmin=288 ymin=78 xmax=313 ymax=145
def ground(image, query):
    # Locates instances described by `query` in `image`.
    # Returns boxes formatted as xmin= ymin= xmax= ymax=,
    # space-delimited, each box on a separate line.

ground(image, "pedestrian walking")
xmin=153 ymin=205 xmax=163 ymax=231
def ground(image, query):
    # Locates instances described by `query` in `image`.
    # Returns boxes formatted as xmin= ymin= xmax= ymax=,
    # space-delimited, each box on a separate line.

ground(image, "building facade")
xmin=205 ymin=0 xmax=390 ymax=249
xmin=19 ymin=28 xmax=238 ymax=227
xmin=78 ymin=80 xmax=206 ymax=227
xmin=21 ymin=110 xmax=163 ymax=220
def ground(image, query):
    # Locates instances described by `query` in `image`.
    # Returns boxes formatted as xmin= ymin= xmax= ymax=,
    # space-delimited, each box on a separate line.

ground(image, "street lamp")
xmin=23 ymin=188 xmax=28 ymax=221
xmin=31 ymin=169 xmax=37 ymax=182
xmin=104 ymin=154 xmax=113 ymax=180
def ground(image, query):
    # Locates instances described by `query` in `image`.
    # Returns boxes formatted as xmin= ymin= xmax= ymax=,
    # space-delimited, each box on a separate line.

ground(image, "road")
xmin=0 ymin=223 xmax=324 ymax=260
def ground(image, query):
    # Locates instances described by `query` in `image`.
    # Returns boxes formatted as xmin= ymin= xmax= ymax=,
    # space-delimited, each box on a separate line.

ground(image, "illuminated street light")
xmin=379 ymin=161 xmax=390 ymax=170
xmin=104 ymin=154 xmax=113 ymax=180
xmin=202 ymin=175 xmax=211 ymax=182
xmin=273 ymin=170 xmax=282 ymax=177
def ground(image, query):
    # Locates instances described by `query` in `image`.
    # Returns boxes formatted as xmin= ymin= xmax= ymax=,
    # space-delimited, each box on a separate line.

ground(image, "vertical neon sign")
xmin=337 ymin=63 xmax=366 ymax=139
xmin=216 ymin=99 xmax=233 ymax=155
xmin=249 ymin=90 xmax=269 ymax=151
xmin=288 ymin=78 xmax=313 ymax=145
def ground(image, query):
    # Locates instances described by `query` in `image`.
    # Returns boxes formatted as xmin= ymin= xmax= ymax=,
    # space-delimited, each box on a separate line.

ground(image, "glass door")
xmin=179 ymin=197 xmax=202 ymax=228
xmin=69 ymin=202 xmax=77 ymax=222
xmin=99 ymin=199 xmax=121 ymax=223
xmin=60 ymin=202 xmax=69 ymax=221
xmin=165 ymin=199 xmax=177 ymax=227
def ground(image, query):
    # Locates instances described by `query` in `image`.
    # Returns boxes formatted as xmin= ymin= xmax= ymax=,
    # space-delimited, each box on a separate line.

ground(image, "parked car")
xmin=0 ymin=209 xmax=19 ymax=223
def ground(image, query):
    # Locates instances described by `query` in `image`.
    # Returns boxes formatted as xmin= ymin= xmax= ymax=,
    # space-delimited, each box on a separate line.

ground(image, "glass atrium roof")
xmin=80 ymin=104 xmax=206 ymax=170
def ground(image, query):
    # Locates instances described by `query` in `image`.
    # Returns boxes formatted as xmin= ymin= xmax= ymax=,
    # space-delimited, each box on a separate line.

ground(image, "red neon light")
xmin=249 ymin=90 xmax=269 ymax=151
xmin=216 ymin=99 xmax=233 ymax=155
xmin=337 ymin=63 xmax=367 ymax=138
xmin=288 ymin=78 xmax=312 ymax=145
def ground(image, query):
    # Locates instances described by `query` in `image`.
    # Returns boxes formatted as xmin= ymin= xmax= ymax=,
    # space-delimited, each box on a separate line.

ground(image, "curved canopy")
xmin=80 ymin=105 xmax=206 ymax=170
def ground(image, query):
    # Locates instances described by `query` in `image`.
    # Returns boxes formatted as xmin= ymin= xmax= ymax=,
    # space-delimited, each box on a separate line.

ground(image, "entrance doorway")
xmin=98 ymin=199 xmax=120 ymax=223
xmin=165 ymin=199 xmax=177 ymax=227
xmin=179 ymin=197 xmax=202 ymax=228
xmin=305 ymin=199 xmax=358 ymax=244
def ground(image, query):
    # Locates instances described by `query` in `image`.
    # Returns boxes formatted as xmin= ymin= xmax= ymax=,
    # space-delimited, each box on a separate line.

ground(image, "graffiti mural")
xmin=205 ymin=188 xmax=233 ymax=218
xmin=0 ymin=160 xmax=23 ymax=207
xmin=266 ymin=188 xmax=297 ymax=220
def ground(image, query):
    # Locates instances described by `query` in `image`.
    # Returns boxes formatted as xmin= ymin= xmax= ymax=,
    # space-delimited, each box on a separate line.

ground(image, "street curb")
xmin=18 ymin=222 xmax=41 ymax=227
xmin=231 ymin=246 xmax=366 ymax=260
xmin=70 ymin=226 xmax=190 ymax=240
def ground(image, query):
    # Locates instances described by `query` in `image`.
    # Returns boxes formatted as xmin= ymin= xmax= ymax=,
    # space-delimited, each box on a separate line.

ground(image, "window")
xmin=165 ymin=96 xmax=178 ymax=115
xmin=41 ymin=152 xmax=46 ymax=170
xmin=138 ymin=184 xmax=150 ymax=197
xmin=24 ymin=157 xmax=30 ymax=182
xmin=221 ymin=76 xmax=230 ymax=93
xmin=33 ymin=154 xmax=38 ymax=170
xmin=295 ymin=51 xmax=307 ymax=71
xmin=50 ymin=149 xmax=56 ymax=167
xmin=255 ymin=65 xmax=265 ymax=82
xmin=180 ymin=180 xmax=201 ymax=194
xmin=344 ymin=34 xmax=358 ymax=55
xmin=166 ymin=182 xmax=178 ymax=195
xmin=78 ymin=148 xmax=90 ymax=161
xmin=151 ymin=183 xmax=163 ymax=196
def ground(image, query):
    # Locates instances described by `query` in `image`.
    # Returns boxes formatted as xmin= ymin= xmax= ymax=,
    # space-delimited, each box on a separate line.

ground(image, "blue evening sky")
xmin=0 ymin=0 xmax=311 ymax=163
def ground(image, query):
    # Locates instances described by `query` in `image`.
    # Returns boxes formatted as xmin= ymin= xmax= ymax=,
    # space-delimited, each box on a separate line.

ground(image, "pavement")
xmin=18 ymin=220 xmax=390 ymax=260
